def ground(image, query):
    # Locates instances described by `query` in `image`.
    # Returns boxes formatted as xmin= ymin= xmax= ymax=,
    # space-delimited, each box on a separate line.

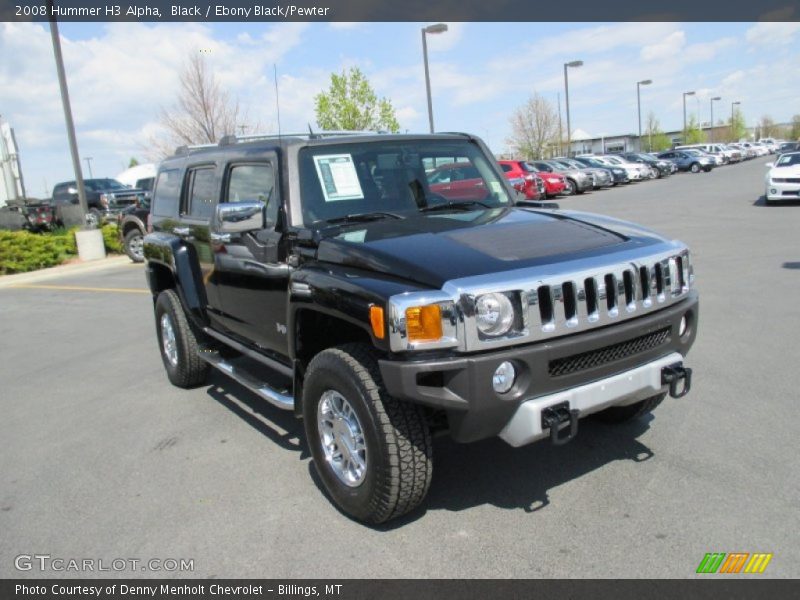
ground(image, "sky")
xmin=1 ymin=20 xmax=799 ymax=198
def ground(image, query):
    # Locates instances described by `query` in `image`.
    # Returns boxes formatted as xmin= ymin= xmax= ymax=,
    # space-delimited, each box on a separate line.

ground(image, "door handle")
xmin=173 ymin=227 xmax=190 ymax=237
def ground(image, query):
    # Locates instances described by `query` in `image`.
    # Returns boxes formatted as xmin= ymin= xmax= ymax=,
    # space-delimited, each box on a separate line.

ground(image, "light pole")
xmin=637 ymin=79 xmax=652 ymax=152
xmin=682 ymin=91 xmax=695 ymax=141
xmin=421 ymin=23 xmax=448 ymax=134
xmin=564 ymin=60 xmax=583 ymax=156
xmin=709 ymin=97 xmax=720 ymax=143
xmin=731 ymin=101 xmax=741 ymax=142
xmin=84 ymin=156 xmax=93 ymax=179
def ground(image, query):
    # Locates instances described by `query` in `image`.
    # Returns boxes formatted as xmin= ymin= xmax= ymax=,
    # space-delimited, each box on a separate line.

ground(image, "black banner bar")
xmin=2 ymin=0 xmax=799 ymax=22
xmin=1 ymin=579 xmax=797 ymax=600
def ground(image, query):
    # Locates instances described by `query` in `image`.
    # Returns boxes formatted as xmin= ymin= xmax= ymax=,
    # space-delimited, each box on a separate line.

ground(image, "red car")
xmin=499 ymin=160 xmax=565 ymax=198
xmin=497 ymin=160 xmax=544 ymax=200
xmin=426 ymin=162 xmax=489 ymax=202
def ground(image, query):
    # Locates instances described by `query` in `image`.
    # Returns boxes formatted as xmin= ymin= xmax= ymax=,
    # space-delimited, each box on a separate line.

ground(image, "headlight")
xmin=475 ymin=293 xmax=515 ymax=337
xmin=547 ymin=177 xmax=560 ymax=183
xmin=99 ymin=193 xmax=109 ymax=208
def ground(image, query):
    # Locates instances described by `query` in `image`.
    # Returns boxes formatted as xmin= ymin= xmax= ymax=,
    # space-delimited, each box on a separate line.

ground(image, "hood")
xmin=314 ymin=207 xmax=667 ymax=288
xmin=769 ymin=165 xmax=800 ymax=178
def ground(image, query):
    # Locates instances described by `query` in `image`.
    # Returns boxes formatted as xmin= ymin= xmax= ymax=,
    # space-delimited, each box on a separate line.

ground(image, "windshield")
xmin=603 ymin=156 xmax=623 ymax=165
xmin=684 ymin=149 xmax=703 ymax=156
xmin=776 ymin=153 xmax=800 ymax=167
xmin=298 ymin=139 xmax=511 ymax=226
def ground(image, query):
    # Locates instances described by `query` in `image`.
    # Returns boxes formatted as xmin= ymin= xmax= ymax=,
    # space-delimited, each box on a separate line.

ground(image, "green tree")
xmin=684 ymin=115 xmax=706 ymax=144
xmin=314 ymin=67 xmax=400 ymax=133
xmin=128 ymin=157 xmax=140 ymax=168
xmin=644 ymin=112 xmax=671 ymax=152
xmin=728 ymin=109 xmax=747 ymax=142
xmin=790 ymin=114 xmax=800 ymax=140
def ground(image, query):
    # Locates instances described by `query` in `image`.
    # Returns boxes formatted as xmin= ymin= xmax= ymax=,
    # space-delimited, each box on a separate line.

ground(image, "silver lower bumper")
xmin=499 ymin=352 xmax=684 ymax=447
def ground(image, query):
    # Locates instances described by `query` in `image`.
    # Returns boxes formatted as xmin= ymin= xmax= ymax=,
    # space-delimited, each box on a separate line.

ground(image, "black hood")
xmin=315 ymin=207 xmax=668 ymax=288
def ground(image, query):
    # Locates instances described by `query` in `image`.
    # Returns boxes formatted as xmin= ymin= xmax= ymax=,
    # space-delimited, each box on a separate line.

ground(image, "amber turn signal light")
xmin=369 ymin=305 xmax=385 ymax=339
xmin=405 ymin=305 xmax=443 ymax=342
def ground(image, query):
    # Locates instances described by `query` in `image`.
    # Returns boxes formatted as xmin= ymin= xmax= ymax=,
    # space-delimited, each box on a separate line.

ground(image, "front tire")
xmin=690 ymin=162 xmax=701 ymax=173
xmin=303 ymin=343 xmax=433 ymax=524
xmin=592 ymin=393 xmax=665 ymax=423
xmin=124 ymin=228 xmax=145 ymax=263
xmin=564 ymin=179 xmax=576 ymax=195
xmin=154 ymin=289 xmax=209 ymax=388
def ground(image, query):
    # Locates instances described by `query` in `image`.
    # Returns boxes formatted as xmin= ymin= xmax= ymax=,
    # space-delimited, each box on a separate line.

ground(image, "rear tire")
xmin=303 ymin=343 xmax=433 ymax=524
xmin=592 ymin=393 xmax=666 ymax=423
xmin=154 ymin=289 xmax=209 ymax=388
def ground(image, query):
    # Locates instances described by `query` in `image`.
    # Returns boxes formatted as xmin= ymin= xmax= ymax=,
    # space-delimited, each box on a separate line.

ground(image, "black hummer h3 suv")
xmin=144 ymin=132 xmax=698 ymax=524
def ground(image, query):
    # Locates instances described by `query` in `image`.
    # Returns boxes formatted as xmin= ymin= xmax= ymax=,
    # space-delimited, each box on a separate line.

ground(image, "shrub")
xmin=101 ymin=223 xmax=123 ymax=254
xmin=0 ymin=230 xmax=75 ymax=275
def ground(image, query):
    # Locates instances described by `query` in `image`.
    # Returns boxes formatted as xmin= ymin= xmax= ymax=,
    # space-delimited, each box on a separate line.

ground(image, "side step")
xmin=198 ymin=349 xmax=294 ymax=410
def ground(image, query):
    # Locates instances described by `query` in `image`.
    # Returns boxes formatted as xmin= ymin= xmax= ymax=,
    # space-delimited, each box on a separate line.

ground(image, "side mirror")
xmin=764 ymin=162 xmax=774 ymax=168
xmin=214 ymin=201 xmax=265 ymax=234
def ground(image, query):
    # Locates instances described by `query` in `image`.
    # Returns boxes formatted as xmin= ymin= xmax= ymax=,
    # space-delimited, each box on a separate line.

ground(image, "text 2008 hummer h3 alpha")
xmin=144 ymin=132 xmax=698 ymax=524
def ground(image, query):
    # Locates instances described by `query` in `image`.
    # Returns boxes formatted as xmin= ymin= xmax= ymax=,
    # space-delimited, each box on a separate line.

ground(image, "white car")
xmin=765 ymin=152 xmax=800 ymax=205
xmin=596 ymin=155 xmax=649 ymax=181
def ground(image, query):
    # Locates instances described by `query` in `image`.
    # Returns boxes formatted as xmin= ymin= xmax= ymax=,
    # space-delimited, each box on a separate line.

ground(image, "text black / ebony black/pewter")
xmin=143 ymin=131 xmax=698 ymax=524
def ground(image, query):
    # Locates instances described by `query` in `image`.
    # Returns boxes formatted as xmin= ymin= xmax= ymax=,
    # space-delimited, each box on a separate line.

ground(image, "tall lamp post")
xmin=84 ymin=156 xmax=94 ymax=179
xmin=637 ymin=79 xmax=652 ymax=152
xmin=682 ymin=90 xmax=695 ymax=141
xmin=421 ymin=23 xmax=448 ymax=134
xmin=709 ymin=96 xmax=721 ymax=143
xmin=563 ymin=60 xmax=583 ymax=156
xmin=731 ymin=101 xmax=741 ymax=142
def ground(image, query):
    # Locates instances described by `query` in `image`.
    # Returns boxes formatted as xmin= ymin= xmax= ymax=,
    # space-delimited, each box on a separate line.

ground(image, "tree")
xmin=791 ymin=115 xmax=800 ymax=140
xmin=728 ymin=109 xmax=747 ymax=142
xmin=758 ymin=115 xmax=777 ymax=138
xmin=128 ymin=157 xmax=140 ymax=168
xmin=150 ymin=53 xmax=241 ymax=158
xmin=644 ymin=112 xmax=671 ymax=152
xmin=314 ymin=67 xmax=400 ymax=132
xmin=684 ymin=114 xmax=706 ymax=144
xmin=506 ymin=93 xmax=559 ymax=159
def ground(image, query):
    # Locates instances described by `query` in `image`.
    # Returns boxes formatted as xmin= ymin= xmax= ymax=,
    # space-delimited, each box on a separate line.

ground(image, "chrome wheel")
xmin=85 ymin=211 xmax=99 ymax=228
xmin=160 ymin=313 xmax=178 ymax=367
xmin=317 ymin=390 xmax=367 ymax=487
xmin=127 ymin=233 xmax=144 ymax=261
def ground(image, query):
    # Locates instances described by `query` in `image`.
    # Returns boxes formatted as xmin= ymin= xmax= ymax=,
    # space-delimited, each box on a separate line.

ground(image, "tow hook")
xmin=661 ymin=363 xmax=693 ymax=398
xmin=541 ymin=402 xmax=580 ymax=446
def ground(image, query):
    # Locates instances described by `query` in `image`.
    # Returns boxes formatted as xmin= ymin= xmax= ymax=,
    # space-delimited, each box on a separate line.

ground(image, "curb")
xmin=0 ymin=255 xmax=134 ymax=288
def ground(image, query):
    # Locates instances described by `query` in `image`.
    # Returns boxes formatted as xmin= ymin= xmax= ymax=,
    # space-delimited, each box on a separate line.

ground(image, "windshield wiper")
xmin=420 ymin=200 xmax=491 ymax=213
xmin=317 ymin=211 xmax=405 ymax=226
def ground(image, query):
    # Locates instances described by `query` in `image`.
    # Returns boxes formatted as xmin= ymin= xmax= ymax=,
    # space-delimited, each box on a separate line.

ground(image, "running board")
xmin=198 ymin=350 xmax=294 ymax=410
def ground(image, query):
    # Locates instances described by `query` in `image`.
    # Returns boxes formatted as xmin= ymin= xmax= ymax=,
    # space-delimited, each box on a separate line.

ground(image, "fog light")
xmin=679 ymin=315 xmax=688 ymax=337
xmin=770 ymin=188 xmax=777 ymax=195
xmin=492 ymin=361 xmax=516 ymax=394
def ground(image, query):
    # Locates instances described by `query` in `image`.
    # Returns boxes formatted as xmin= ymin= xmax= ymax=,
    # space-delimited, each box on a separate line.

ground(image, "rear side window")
xmin=152 ymin=169 xmax=182 ymax=217
xmin=500 ymin=164 xmax=512 ymax=173
xmin=184 ymin=167 xmax=217 ymax=220
xmin=226 ymin=163 xmax=278 ymax=227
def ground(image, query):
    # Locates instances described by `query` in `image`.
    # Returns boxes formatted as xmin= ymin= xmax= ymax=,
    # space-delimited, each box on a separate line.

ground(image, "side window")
xmin=500 ymin=164 xmax=512 ymax=173
xmin=152 ymin=169 xmax=182 ymax=216
xmin=226 ymin=163 xmax=277 ymax=227
xmin=185 ymin=167 xmax=217 ymax=220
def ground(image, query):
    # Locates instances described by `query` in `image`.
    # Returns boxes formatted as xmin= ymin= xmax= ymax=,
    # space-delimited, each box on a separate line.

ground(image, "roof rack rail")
xmin=173 ymin=143 xmax=218 ymax=156
xmin=218 ymin=130 xmax=383 ymax=146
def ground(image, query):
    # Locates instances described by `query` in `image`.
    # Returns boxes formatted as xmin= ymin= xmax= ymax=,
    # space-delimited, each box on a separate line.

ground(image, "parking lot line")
xmin=7 ymin=284 xmax=149 ymax=294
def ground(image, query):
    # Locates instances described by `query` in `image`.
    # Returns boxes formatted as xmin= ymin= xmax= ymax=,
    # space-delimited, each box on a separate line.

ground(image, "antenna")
xmin=273 ymin=64 xmax=281 ymax=141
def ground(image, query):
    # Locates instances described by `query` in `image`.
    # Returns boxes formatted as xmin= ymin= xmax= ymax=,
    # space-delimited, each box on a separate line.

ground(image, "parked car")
xmin=0 ymin=199 xmax=55 ymax=232
xmin=498 ymin=160 xmax=544 ymax=200
xmin=764 ymin=151 xmax=800 ymax=205
xmin=510 ymin=161 xmax=566 ymax=198
xmin=573 ymin=156 xmax=629 ymax=185
xmin=729 ymin=143 xmax=756 ymax=160
xmin=656 ymin=149 xmax=715 ymax=173
xmin=778 ymin=142 xmax=800 ymax=154
xmin=528 ymin=160 xmax=591 ymax=195
xmin=117 ymin=196 xmax=150 ymax=262
xmin=143 ymin=131 xmax=697 ymax=524
xmin=595 ymin=155 xmax=650 ymax=181
xmin=51 ymin=178 xmax=148 ymax=227
xmin=618 ymin=152 xmax=673 ymax=178
xmin=675 ymin=144 xmax=731 ymax=165
xmin=427 ymin=162 xmax=492 ymax=202
xmin=552 ymin=157 xmax=613 ymax=189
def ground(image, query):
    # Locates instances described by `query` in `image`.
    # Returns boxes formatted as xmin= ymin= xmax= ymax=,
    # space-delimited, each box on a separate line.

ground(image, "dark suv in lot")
xmin=52 ymin=178 xmax=147 ymax=226
xmin=144 ymin=132 xmax=698 ymax=524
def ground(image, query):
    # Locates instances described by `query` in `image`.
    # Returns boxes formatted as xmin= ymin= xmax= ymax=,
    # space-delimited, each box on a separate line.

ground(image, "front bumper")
xmin=379 ymin=291 xmax=698 ymax=444
xmin=766 ymin=181 xmax=800 ymax=201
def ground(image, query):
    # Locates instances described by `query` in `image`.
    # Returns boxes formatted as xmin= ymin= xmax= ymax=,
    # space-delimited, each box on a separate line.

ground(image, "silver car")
xmin=553 ymin=158 xmax=613 ymax=189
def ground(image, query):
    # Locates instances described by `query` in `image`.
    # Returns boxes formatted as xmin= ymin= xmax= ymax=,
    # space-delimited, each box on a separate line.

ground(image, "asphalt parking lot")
xmin=1 ymin=157 xmax=798 ymax=579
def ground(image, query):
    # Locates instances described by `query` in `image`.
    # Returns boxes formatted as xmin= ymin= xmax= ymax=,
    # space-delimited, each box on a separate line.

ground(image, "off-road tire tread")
xmin=305 ymin=343 xmax=432 ymax=524
xmin=155 ymin=289 xmax=209 ymax=388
